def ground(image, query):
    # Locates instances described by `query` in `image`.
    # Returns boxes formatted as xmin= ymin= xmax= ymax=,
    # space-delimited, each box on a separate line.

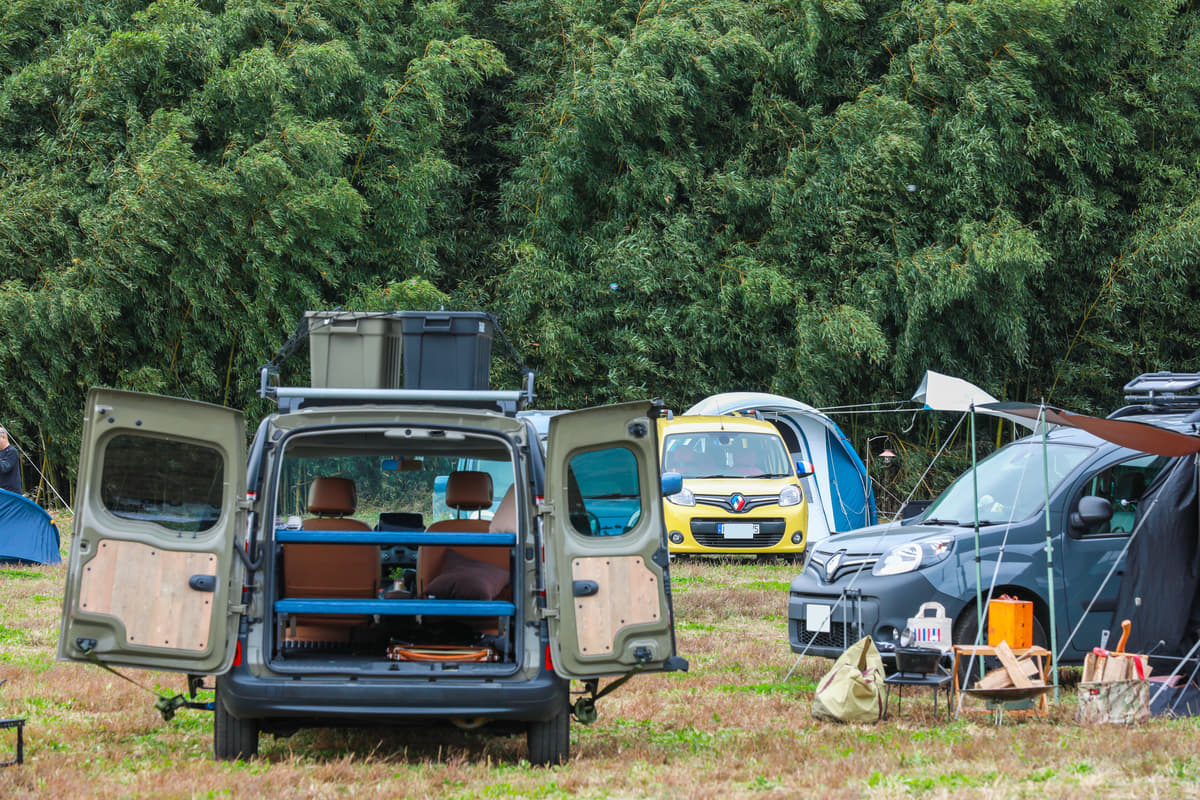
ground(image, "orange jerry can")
xmin=988 ymin=597 xmax=1033 ymax=649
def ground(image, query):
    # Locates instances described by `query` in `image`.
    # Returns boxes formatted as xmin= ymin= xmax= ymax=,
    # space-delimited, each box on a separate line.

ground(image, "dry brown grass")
xmin=3 ymin=540 xmax=1200 ymax=799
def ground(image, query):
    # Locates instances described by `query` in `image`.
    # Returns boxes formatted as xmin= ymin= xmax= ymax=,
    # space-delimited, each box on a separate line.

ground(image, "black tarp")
xmin=1113 ymin=456 xmax=1200 ymax=657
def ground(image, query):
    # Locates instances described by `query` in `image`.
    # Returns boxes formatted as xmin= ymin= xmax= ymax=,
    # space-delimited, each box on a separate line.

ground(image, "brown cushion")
xmin=423 ymin=548 xmax=510 ymax=601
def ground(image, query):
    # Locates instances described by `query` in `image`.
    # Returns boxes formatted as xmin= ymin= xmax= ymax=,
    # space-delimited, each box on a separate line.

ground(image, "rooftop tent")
xmin=0 ymin=489 xmax=61 ymax=565
xmin=684 ymin=393 xmax=877 ymax=544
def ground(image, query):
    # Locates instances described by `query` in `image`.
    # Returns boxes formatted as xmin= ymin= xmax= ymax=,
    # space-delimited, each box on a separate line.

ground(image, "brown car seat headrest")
xmin=446 ymin=471 xmax=493 ymax=512
xmin=307 ymin=476 xmax=357 ymax=517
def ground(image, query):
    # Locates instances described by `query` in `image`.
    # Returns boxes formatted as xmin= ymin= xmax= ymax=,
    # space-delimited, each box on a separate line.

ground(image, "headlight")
xmin=872 ymin=536 xmax=954 ymax=576
xmin=778 ymin=485 xmax=802 ymax=507
xmin=667 ymin=487 xmax=695 ymax=507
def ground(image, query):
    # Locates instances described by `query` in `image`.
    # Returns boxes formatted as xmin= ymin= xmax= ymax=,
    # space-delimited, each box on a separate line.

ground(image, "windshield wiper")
xmin=921 ymin=518 xmax=960 ymax=525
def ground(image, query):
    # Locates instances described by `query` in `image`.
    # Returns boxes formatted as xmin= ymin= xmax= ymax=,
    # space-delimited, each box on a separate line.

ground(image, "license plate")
xmin=806 ymin=604 xmax=832 ymax=633
xmin=719 ymin=522 xmax=759 ymax=539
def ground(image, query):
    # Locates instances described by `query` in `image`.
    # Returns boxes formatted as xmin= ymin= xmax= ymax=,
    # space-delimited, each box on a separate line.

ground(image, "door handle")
xmin=189 ymin=575 xmax=216 ymax=592
xmin=573 ymin=580 xmax=599 ymax=597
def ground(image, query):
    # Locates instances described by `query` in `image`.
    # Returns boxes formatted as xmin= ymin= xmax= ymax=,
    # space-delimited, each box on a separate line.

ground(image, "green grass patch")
xmin=676 ymin=620 xmax=718 ymax=632
xmin=716 ymin=682 xmax=810 ymax=695
xmin=741 ymin=580 xmax=789 ymax=591
xmin=0 ymin=567 xmax=44 ymax=579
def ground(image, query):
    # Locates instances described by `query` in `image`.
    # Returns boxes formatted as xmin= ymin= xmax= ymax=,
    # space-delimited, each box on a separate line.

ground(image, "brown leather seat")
xmin=282 ymin=477 xmax=380 ymax=643
xmin=418 ymin=472 xmax=512 ymax=635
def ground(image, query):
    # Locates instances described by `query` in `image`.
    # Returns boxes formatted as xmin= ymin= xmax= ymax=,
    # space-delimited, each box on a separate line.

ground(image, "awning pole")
xmin=971 ymin=404 xmax=984 ymax=679
xmin=1041 ymin=403 xmax=1060 ymax=701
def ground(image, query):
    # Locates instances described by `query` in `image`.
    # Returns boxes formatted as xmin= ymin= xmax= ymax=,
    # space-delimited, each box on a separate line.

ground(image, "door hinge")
xmin=538 ymin=607 xmax=559 ymax=620
xmin=536 ymin=500 xmax=555 ymax=516
xmin=228 ymin=603 xmax=247 ymax=615
xmin=236 ymin=497 xmax=255 ymax=511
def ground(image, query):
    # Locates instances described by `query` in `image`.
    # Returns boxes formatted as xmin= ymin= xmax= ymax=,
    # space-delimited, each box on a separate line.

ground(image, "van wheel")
xmin=527 ymin=704 xmax=569 ymax=766
xmin=213 ymin=679 xmax=258 ymax=761
xmin=951 ymin=599 xmax=1048 ymax=688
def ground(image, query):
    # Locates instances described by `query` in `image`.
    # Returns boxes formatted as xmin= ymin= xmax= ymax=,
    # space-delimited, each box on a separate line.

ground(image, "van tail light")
xmin=233 ymin=639 xmax=243 ymax=667
xmin=544 ymin=644 xmax=554 ymax=671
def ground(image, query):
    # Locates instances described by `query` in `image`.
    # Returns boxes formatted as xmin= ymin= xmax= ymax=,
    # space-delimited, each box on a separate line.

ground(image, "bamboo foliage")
xmin=0 ymin=0 xmax=1198 ymax=495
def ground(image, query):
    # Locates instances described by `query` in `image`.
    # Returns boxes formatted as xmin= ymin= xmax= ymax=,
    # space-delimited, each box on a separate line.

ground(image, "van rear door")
xmin=543 ymin=402 xmax=679 ymax=678
xmin=58 ymin=388 xmax=246 ymax=674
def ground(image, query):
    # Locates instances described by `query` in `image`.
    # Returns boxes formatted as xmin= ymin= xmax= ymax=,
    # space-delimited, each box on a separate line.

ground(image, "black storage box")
xmin=399 ymin=311 xmax=493 ymax=391
xmin=895 ymin=646 xmax=943 ymax=675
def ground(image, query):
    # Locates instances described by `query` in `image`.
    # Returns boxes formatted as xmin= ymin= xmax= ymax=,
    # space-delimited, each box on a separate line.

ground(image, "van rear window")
xmin=100 ymin=434 xmax=225 ymax=532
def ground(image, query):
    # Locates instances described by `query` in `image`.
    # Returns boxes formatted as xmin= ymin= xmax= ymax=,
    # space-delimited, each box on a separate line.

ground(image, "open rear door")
xmin=544 ymin=402 xmax=679 ymax=678
xmin=58 ymin=388 xmax=246 ymax=674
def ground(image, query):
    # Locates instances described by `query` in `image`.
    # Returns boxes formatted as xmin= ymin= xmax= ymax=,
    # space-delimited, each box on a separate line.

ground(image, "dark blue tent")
xmin=0 ymin=489 xmax=61 ymax=565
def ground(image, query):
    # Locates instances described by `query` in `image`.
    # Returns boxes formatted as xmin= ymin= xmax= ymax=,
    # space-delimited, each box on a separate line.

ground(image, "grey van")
xmin=788 ymin=376 xmax=1199 ymax=665
xmin=57 ymin=313 xmax=685 ymax=764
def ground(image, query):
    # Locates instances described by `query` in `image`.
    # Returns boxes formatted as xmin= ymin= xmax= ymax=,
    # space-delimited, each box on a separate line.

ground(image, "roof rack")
xmin=1122 ymin=372 xmax=1200 ymax=410
xmin=258 ymin=368 xmax=533 ymax=414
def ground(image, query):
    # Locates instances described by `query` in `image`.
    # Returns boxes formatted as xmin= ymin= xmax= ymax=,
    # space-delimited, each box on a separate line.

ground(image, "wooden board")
xmin=993 ymin=641 xmax=1035 ymax=688
xmin=78 ymin=540 xmax=217 ymax=651
xmin=571 ymin=555 xmax=660 ymax=656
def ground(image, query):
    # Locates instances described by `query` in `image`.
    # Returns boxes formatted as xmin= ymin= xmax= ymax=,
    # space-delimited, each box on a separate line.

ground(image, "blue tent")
xmin=0 ymin=489 xmax=61 ymax=565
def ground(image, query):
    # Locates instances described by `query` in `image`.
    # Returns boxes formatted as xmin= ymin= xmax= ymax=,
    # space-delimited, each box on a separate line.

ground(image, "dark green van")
xmin=57 ymin=312 xmax=685 ymax=764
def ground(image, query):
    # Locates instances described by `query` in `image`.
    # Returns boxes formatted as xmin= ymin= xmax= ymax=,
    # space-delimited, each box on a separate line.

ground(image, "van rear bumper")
xmin=219 ymin=663 xmax=569 ymax=724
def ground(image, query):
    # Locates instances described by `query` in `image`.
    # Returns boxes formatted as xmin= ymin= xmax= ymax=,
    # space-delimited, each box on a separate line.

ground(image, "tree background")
xmin=1 ymin=0 xmax=1197 ymax=507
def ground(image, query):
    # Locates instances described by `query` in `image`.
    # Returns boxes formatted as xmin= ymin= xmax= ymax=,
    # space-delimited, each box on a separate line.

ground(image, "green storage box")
xmin=306 ymin=311 xmax=403 ymax=389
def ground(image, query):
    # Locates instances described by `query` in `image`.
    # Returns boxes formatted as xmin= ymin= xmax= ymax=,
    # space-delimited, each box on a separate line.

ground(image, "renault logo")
xmin=729 ymin=493 xmax=747 ymax=512
xmin=823 ymin=550 xmax=846 ymax=582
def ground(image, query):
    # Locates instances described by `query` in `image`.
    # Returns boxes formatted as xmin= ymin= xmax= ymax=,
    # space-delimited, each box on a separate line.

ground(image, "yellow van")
xmin=660 ymin=415 xmax=809 ymax=559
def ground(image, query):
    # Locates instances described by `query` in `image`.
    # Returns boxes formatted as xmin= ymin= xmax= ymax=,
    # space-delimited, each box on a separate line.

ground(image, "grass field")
xmin=3 ymin=535 xmax=1200 ymax=798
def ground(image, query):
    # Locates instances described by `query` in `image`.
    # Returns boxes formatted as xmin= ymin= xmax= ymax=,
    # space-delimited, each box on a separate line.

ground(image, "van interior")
xmin=268 ymin=426 xmax=523 ymax=669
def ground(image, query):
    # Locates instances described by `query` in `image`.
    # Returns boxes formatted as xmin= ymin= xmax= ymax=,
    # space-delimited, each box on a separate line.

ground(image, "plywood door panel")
xmin=571 ymin=555 xmax=660 ymax=655
xmin=78 ymin=540 xmax=217 ymax=651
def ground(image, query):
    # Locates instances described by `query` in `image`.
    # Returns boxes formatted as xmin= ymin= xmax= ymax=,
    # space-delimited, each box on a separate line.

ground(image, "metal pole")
xmin=971 ymin=405 xmax=984 ymax=679
xmin=1041 ymin=404 xmax=1060 ymax=701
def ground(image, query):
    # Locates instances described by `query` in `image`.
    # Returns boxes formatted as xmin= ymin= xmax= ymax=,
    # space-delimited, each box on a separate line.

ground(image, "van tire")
xmin=214 ymin=679 xmax=259 ymax=761
xmin=527 ymin=704 xmax=569 ymax=766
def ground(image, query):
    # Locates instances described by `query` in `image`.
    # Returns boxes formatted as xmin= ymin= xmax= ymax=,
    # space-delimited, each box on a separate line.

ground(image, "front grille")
xmin=792 ymin=619 xmax=868 ymax=651
xmin=807 ymin=551 xmax=881 ymax=583
xmin=694 ymin=493 xmax=779 ymax=513
xmin=690 ymin=518 xmax=785 ymax=548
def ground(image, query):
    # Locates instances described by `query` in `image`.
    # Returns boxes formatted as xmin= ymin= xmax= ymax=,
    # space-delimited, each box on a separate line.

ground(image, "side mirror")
xmin=1071 ymin=495 xmax=1113 ymax=531
xmin=795 ymin=460 xmax=815 ymax=478
xmin=661 ymin=471 xmax=683 ymax=496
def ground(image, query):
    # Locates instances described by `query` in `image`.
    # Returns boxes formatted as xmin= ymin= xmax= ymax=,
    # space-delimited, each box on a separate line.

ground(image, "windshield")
xmin=922 ymin=440 xmax=1094 ymax=525
xmin=662 ymin=431 xmax=793 ymax=479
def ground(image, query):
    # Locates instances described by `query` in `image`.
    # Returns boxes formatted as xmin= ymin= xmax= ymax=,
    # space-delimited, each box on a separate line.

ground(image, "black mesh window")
xmin=100 ymin=434 xmax=225 ymax=532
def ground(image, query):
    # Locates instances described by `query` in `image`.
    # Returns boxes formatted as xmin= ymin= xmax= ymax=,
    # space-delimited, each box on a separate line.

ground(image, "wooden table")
xmin=951 ymin=645 xmax=1052 ymax=714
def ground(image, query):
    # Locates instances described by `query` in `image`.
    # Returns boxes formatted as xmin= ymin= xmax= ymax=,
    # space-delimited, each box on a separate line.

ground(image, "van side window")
xmin=1079 ymin=454 xmax=1169 ymax=535
xmin=566 ymin=447 xmax=642 ymax=536
xmin=100 ymin=434 xmax=225 ymax=533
